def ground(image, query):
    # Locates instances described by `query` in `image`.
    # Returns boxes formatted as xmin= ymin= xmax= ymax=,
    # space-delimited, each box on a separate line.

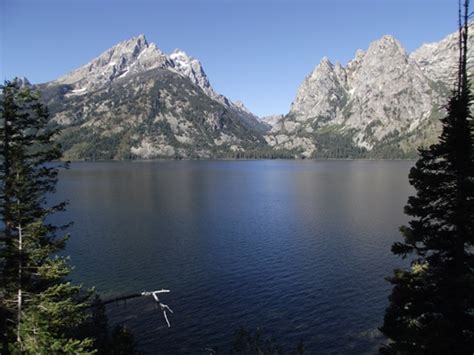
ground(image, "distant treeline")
xmin=56 ymin=126 xmax=418 ymax=161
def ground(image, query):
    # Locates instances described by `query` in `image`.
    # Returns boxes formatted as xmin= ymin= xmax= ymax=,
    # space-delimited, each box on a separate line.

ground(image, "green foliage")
xmin=380 ymin=5 xmax=474 ymax=353
xmin=42 ymin=69 xmax=273 ymax=161
xmin=214 ymin=147 xmax=297 ymax=160
xmin=0 ymin=80 xmax=95 ymax=353
xmin=76 ymin=295 xmax=138 ymax=355
xmin=12 ymin=289 xmax=95 ymax=354
xmin=368 ymin=131 xmax=417 ymax=160
xmin=312 ymin=128 xmax=368 ymax=159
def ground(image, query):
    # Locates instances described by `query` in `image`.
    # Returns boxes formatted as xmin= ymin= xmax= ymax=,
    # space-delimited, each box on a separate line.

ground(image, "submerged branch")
xmin=88 ymin=289 xmax=174 ymax=327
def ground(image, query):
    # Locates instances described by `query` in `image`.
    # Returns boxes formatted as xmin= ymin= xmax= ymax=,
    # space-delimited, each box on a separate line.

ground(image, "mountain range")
xmin=30 ymin=28 xmax=472 ymax=160
xmin=265 ymin=28 xmax=473 ymax=158
xmin=37 ymin=35 xmax=268 ymax=160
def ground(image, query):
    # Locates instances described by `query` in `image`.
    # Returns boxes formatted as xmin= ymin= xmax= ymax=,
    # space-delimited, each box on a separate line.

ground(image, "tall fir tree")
xmin=380 ymin=1 xmax=474 ymax=354
xmin=0 ymin=80 xmax=94 ymax=353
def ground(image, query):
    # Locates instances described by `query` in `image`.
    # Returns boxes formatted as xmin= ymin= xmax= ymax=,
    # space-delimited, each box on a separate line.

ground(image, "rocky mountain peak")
xmin=410 ymin=26 xmax=474 ymax=90
xmin=169 ymin=48 xmax=215 ymax=98
xmin=135 ymin=34 xmax=148 ymax=45
xmin=39 ymin=26 xmax=470 ymax=160
xmin=377 ymin=34 xmax=398 ymax=45
xmin=312 ymin=56 xmax=333 ymax=74
xmin=48 ymin=35 xmax=261 ymax=132
xmin=268 ymin=30 xmax=450 ymax=156
xmin=348 ymin=34 xmax=411 ymax=87
xmin=53 ymin=34 xmax=169 ymax=92
xmin=341 ymin=34 xmax=434 ymax=147
xmin=41 ymin=37 xmax=265 ymax=160
xmin=319 ymin=56 xmax=332 ymax=65
xmin=290 ymin=54 xmax=346 ymax=122
xmin=115 ymin=34 xmax=148 ymax=55
xmin=170 ymin=48 xmax=192 ymax=65
xmin=366 ymin=35 xmax=406 ymax=61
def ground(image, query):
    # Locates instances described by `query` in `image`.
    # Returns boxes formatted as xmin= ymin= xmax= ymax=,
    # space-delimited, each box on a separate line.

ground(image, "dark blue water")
xmin=55 ymin=160 xmax=412 ymax=354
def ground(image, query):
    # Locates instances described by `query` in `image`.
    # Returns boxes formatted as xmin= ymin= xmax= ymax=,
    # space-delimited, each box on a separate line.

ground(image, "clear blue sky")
xmin=1 ymin=0 xmax=458 ymax=117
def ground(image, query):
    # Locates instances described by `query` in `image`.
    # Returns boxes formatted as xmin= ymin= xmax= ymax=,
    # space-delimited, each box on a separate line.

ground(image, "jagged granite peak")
xmin=341 ymin=34 xmax=435 ymax=148
xmin=265 ymin=56 xmax=342 ymax=155
xmin=290 ymin=55 xmax=346 ymax=123
xmin=318 ymin=56 xmax=332 ymax=67
xmin=37 ymin=28 xmax=468 ymax=160
xmin=45 ymin=35 xmax=262 ymax=131
xmin=410 ymin=24 xmax=474 ymax=91
xmin=38 ymin=35 xmax=267 ymax=159
xmin=169 ymin=48 xmax=215 ymax=98
xmin=49 ymin=33 xmax=253 ymax=116
xmin=266 ymin=30 xmax=465 ymax=157
xmin=353 ymin=34 xmax=409 ymax=81
xmin=264 ymin=56 xmax=348 ymax=156
xmin=373 ymin=34 xmax=402 ymax=49
xmin=53 ymin=34 xmax=170 ymax=93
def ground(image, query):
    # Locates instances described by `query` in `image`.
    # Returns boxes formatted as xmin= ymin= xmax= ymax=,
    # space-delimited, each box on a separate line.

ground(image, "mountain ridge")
xmin=33 ymin=28 xmax=472 ymax=160
xmin=264 ymin=28 xmax=472 ymax=158
xmin=38 ymin=34 xmax=270 ymax=159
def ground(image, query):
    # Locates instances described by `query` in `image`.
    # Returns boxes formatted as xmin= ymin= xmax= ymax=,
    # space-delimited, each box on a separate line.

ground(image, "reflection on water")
xmin=54 ymin=160 xmax=413 ymax=354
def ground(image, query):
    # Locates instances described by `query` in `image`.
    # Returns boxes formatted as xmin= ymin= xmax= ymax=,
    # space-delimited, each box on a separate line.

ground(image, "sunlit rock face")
xmin=40 ymin=35 xmax=268 ymax=160
xmin=267 ymin=28 xmax=472 ymax=158
xmin=35 ymin=27 xmax=472 ymax=160
xmin=410 ymin=24 xmax=474 ymax=91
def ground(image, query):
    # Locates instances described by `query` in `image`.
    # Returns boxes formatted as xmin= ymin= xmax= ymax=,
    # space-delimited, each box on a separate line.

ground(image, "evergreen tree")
xmin=380 ymin=1 xmax=474 ymax=353
xmin=78 ymin=295 xmax=138 ymax=355
xmin=0 ymin=80 xmax=94 ymax=353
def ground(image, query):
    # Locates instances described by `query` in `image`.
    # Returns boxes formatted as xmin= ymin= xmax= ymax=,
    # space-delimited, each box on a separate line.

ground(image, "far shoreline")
xmin=60 ymin=157 xmax=418 ymax=163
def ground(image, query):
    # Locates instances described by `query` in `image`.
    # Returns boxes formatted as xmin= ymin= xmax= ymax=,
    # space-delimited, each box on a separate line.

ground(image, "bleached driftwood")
xmin=90 ymin=288 xmax=174 ymax=327
xmin=142 ymin=290 xmax=174 ymax=327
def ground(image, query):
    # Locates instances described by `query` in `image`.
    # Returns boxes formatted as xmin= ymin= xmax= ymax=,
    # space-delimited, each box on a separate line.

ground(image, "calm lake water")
xmin=54 ymin=160 xmax=413 ymax=354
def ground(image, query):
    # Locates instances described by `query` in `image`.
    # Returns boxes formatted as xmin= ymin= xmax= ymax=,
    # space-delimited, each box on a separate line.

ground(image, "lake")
xmin=54 ymin=160 xmax=413 ymax=354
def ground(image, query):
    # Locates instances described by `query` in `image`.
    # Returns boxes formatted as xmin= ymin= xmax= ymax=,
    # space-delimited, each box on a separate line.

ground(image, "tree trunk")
xmin=16 ymin=223 xmax=22 ymax=346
